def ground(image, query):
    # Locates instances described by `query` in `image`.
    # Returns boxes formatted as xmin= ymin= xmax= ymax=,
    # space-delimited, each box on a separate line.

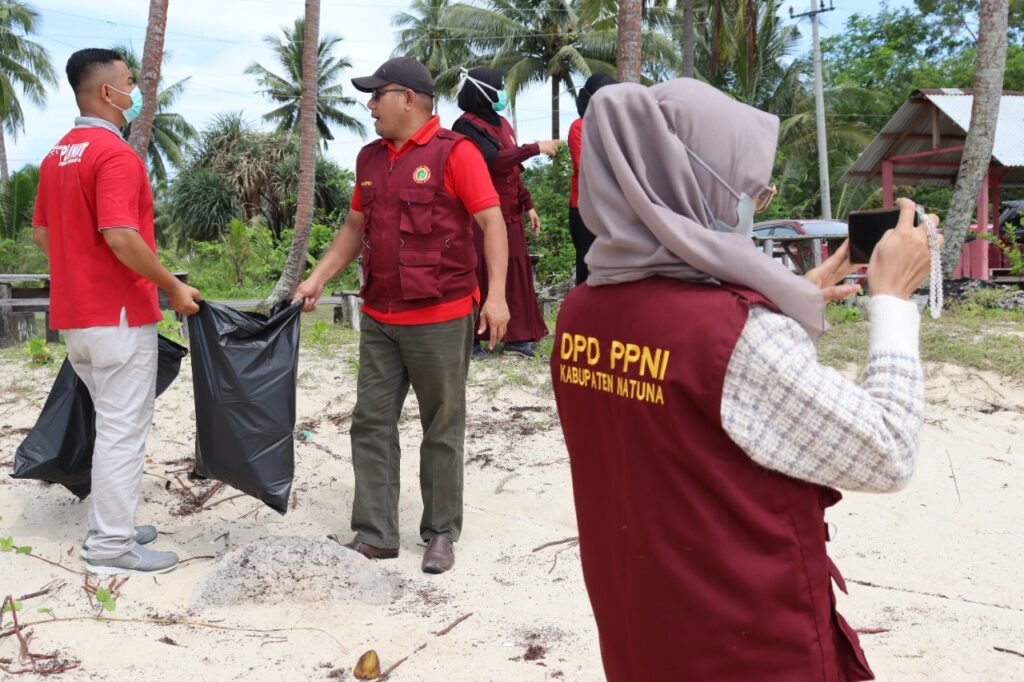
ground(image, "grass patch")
xmin=920 ymin=307 xmax=1024 ymax=380
xmin=816 ymin=318 xmax=870 ymax=373
xmin=816 ymin=303 xmax=1024 ymax=381
xmin=299 ymin=306 xmax=360 ymax=357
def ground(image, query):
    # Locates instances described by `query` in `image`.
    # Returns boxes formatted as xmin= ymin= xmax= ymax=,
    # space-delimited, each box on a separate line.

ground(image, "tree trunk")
xmin=745 ymin=0 xmax=757 ymax=79
xmin=0 ymin=128 xmax=8 ymax=184
xmin=941 ymin=0 xmax=1009 ymax=276
xmin=710 ymin=0 xmax=721 ymax=79
xmin=263 ymin=0 xmax=321 ymax=308
xmin=551 ymin=75 xmax=561 ymax=140
xmin=616 ymin=0 xmax=644 ymax=83
xmin=682 ymin=0 xmax=695 ymax=78
xmin=128 ymin=0 xmax=169 ymax=163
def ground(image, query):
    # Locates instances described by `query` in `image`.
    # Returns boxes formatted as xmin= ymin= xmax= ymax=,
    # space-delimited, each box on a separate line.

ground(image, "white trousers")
xmin=64 ymin=311 xmax=157 ymax=559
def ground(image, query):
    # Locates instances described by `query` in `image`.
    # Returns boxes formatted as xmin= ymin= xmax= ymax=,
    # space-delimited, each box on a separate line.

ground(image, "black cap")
xmin=352 ymin=57 xmax=434 ymax=97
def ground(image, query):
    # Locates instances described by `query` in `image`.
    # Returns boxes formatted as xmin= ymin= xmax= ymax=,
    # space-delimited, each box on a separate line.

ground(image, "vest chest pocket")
xmin=398 ymin=249 xmax=443 ymax=300
xmin=359 ymin=187 xmax=375 ymax=217
xmin=399 ymin=187 xmax=436 ymax=236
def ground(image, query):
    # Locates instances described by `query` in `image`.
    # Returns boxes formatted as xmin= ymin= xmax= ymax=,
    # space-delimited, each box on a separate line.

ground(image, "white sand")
xmin=1 ymin=350 xmax=1022 ymax=681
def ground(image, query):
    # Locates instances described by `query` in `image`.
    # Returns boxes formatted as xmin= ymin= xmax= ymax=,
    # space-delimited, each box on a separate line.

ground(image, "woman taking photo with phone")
xmin=551 ymin=77 xmax=940 ymax=682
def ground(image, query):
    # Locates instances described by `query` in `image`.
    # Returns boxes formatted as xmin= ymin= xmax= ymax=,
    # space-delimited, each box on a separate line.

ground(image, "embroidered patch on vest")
xmin=413 ymin=166 xmax=431 ymax=184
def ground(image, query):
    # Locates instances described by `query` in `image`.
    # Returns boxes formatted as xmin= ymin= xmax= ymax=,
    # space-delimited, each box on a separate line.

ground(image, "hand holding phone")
xmin=865 ymin=199 xmax=941 ymax=300
xmin=847 ymin=207 xmax=918 ymax=265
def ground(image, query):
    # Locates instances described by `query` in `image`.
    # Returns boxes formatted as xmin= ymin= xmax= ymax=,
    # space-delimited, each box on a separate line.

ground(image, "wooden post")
xmin=347 ymin=295 xmax=361 ymax=332
xmin=0 ymin=283 xmax=11 ymax=348
xmin=978 ymin=169 xmax=990 ymax=280
xmin=990 ymin=171 xmax=1003 ymax=268
xmin=811 ymin=238 xmax=823 ymax=268
xmin=882 ymin=161 xmax=895 ymax=208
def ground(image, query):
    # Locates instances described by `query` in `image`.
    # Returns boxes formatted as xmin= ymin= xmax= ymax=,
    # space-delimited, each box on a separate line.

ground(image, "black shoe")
xmin=503 ymin=341 xmax=540 ymax=358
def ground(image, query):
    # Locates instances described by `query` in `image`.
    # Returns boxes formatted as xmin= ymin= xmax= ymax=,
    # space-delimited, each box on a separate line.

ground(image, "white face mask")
xmin=684 ymin=145 xmax=756 ymax=237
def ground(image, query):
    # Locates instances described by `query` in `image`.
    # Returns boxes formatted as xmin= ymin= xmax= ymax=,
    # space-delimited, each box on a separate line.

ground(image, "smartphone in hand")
xmin=847 ymin=207 xmax=919 ymax=264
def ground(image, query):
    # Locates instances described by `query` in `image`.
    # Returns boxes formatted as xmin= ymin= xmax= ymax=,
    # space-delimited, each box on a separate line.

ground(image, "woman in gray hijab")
xmin=551 ymin=78 xmax=938 ymax=681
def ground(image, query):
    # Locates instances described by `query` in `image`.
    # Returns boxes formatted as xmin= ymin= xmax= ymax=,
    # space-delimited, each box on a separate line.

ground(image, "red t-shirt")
xmin=568 ymin=118 xmax=584 ymax=208
xmin=351 ymin=116 xmax=498 ymax=325
xmin=33 ymin=125 xmax=161 ymax=329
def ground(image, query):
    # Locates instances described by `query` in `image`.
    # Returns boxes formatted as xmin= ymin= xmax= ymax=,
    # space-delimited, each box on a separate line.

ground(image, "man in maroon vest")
xmin=294 ymin=58 xmax=510 ymax=574
xmin=552 ymin=79 xmax=939 ymax=680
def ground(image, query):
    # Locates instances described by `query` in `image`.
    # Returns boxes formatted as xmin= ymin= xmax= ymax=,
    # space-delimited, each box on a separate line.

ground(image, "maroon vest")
xmin=551 ymin=277 xmax=874 ymax=682
xmin=458 ymin=112 xmax=525 ymax=225
xmin=355 ymin=130 xmax=477 ymax=313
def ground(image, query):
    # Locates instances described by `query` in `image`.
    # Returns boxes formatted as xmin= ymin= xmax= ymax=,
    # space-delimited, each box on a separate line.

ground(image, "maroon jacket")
xmin=356 ymin=130 xmax=478 ymax=313
xmin=455 ymin=112 xmax=536 ymax=227
xmin=551 ymin=277 xmax=874 ymax=682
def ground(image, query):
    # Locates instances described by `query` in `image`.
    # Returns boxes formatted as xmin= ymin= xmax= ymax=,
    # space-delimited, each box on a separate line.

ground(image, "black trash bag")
xmin=157 ymin=335 xmax=188 ymax=396
xmin=11 ymin=335 xmax=189 ymax=499
xmin=187 ymin=301 xmax=301 ymax=514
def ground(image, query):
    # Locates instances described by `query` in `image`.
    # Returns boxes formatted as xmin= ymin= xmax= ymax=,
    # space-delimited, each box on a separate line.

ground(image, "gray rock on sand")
xmin=190 ymin=536 xmax=403 ymax=608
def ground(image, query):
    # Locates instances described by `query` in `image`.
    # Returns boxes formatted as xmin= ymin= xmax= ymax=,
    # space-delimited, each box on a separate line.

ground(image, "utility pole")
xmin=791 ymin=0 xmax=835 ymax=219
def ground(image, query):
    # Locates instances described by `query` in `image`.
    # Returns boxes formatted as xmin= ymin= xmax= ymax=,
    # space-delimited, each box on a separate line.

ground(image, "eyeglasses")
xmin=370 ymin=87 xmax=407 ymax=101
xmin=754 ymin=183 xmax=777 ymax=213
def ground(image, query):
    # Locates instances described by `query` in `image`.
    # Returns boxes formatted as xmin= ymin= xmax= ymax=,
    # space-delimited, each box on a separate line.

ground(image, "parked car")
xmin=752 ymin=219 xmax=848 ymax=272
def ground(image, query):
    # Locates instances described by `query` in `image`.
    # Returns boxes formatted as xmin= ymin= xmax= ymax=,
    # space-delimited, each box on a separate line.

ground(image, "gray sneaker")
xmin=79 ymin=525 xmax=158 ymax=559
xmin=85 ymin=545 xmax=179 ymax=575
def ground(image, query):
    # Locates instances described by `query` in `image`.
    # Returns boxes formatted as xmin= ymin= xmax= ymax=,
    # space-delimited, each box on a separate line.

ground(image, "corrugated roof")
xmin=841 ymin=90 xmax=1024 ymax=187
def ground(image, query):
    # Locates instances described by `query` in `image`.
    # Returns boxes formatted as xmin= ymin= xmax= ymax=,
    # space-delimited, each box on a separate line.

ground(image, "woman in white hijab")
xmin=551 ymin=78 xmax=939 ymax=682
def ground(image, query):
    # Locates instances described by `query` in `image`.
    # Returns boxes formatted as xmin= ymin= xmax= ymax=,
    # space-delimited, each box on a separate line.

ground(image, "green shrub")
xmin=0 ymin=232 xmax=48 ymax=273
xmin=826 ymin=303 xmax=864 ymax=326
xmin=522 ymin=148 xmax=575 ymax=287
xmin=24 ymin=337 xmax=51 ymax=364
xmin=980 ymin=221 xmax=1023 ymax=276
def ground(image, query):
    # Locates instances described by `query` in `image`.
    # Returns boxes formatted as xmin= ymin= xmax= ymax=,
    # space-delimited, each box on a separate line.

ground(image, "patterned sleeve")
xmin=721 ymin=296 xmax=925 ymax=493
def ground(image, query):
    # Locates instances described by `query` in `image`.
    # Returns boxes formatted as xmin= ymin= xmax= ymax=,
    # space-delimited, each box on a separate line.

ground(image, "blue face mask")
xmin=107 ymin=85 xmax=144 ymax=124
xmin=463 ymin=72 xmax=508 ymax=113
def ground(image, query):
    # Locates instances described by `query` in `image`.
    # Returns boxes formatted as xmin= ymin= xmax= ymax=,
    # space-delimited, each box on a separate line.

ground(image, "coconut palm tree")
xmin=448 ymin=0 xmax=618 ymax=139
xmin=113 ymin=43 xmax=197 ymax=185
xmin=0 ymin=1 xmax=56 ymax=183
xmin=616 ymin=0 xmax=644 ymax=81
xmin=128 ymin=0 xmax=168 ymax=162
xmin=245 ymin=18 xmax=365 ymax=150
xmin=392 ymin=0 xmax=471 ymax=105
xmin=263 ymin=2 xmax=324 ymax=308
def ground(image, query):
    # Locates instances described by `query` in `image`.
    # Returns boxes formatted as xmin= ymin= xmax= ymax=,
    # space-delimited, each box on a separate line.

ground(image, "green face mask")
xmin=492 ymin=90 xmax=509 ymax=112
xmin=465 ymin=73 xmax=508 ymax=113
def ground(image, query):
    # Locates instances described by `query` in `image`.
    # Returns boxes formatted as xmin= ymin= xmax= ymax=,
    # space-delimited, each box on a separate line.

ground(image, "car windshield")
xmin=800 ymin=221 xmax=848 ymax=237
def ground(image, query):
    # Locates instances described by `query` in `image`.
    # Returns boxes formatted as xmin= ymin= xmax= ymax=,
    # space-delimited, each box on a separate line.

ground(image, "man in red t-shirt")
xmin=32 ymin=48 xmax=201 ymax=576
xmin=294 ymin=58 xmax=509 ymax=574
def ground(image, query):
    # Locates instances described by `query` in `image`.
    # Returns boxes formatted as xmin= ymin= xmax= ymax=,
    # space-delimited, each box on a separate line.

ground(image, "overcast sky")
xmin=11 ymin=0 xmax=899 ymax=174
